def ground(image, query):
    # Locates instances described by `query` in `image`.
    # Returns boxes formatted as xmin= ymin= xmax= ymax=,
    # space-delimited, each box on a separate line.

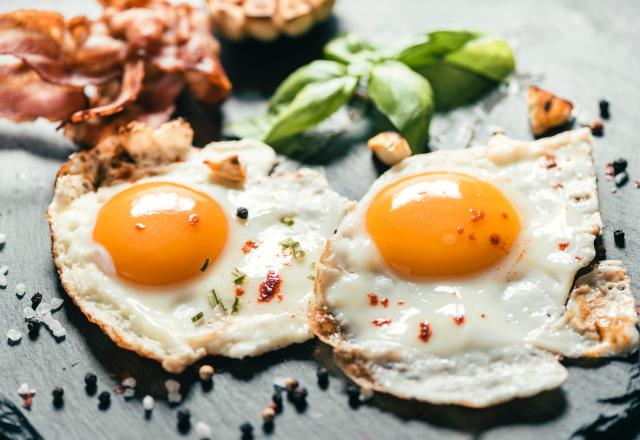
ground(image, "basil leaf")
xmin=443 ymin=37 xmax=515 ymax=82
xmin=324 ymin=33 xmax=378 ymax=64
xmin=395 ymin=30 xmax=479 ymax=68
xmin=417 ymin=63 xmax=497 ymax=111
xmin=269 ymin=60 xmax=347 ymax=110
xmin=226 ymin=112 xmax=275 ymax=140
xmin=264 ymin=76 xmax=358 ymax=145
xmin=368 ymin=60 xmax=433 ymax=153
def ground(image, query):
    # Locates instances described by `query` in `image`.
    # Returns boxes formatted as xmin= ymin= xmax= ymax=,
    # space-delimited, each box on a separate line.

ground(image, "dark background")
xmin=1 ymin=0 xmax=639 ymax=439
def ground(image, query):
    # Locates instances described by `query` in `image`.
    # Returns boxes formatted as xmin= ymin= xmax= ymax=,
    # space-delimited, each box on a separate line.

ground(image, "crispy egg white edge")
xmin=313 ymin=128 xmax=639 ymax=407
xmin=49 ymin=137 xmax=353 ymax=373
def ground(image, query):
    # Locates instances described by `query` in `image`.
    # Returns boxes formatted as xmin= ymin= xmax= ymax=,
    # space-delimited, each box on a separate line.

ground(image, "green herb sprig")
xmin=229 ymin=30 xmax=515 ymax=154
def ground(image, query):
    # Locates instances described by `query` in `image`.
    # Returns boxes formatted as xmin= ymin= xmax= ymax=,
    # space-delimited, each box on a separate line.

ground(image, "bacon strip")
xmin=0 ymin=0 xmax=231 ymax=146
xmin=0 ymin=62 xmax=86 ymax=122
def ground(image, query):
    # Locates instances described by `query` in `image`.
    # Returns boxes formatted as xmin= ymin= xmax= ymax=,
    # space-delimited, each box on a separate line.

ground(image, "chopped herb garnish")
xmin=280 ymin=216 xmax=295 ymax=226
xmin=231 ymin=267 xmax=246 ymax=285
xmin=200 ymin=258 xmax=211 ymax=272
xmin=310 ymin=262 xmax=316 ymax=269
xmin=307 ymin=275 xmax=316 ymax=281
xmin=279 ymin=237 xmax=305 ymax=259
xmin=191 ymin=311 xmax=204 ymax=324
xmin=232 ymin=296 xmax=240 ymax=314
xmin=208 ymin=288 xmax=227 ymax=313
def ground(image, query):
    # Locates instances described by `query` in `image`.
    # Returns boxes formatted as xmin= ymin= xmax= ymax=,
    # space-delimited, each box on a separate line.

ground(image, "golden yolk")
xmin=366 ymin=172 xmax=521 ymax=277
xmin=93 ymin=182 xmax=227 ymax=286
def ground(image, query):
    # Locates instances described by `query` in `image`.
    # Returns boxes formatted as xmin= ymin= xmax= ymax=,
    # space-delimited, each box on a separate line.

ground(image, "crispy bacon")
xmin=0 ymin=0 xmax=231 ymax=146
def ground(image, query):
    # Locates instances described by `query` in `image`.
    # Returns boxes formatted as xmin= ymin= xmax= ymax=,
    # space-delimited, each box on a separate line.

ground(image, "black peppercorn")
xmin=98 ymin=391 xmax=110 ymax=409
xmin=85 ymin=373 xmax=97 ymax=387
xmin=52 ymin=387 xmax=64 ymax=407
xmin=27 ymin=321 xmax=39 ymax=339
xmin=177 ymin=409 xmax=191 ymax=433
xmin=346 ymin=384 xmax=360 ymax=408
xmin=612 ymin=158 xmax=627 ymax=175
xmin=240 ymin=422 xmax=253 ymax=438
xmin=31 ymin=292 xmax=42 ymax=309
xmin=236 ymin=207 xmax=249 ymax=219
xmin=316 ymin=367 xmax=329 ymax=389
xmin=599 ymin=100 xmax=610 ymax=119
xmin=589 ymin=119 xmax=604 ymax=137
xmin=271 ymin=391 xmax=282 ymax=407
xmin=614 ymin=229 xmax=625 ymax=248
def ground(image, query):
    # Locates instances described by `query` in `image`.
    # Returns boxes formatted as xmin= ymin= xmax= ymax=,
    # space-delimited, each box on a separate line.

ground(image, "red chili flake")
xmin=453 ymin=315 xmax=465 ymax=325
xmin=558 ymin=241 xmax=569 ymax=251
xmin=188 ymin=213 xmax=200 ymax=225
xmin=113 ymin=385 xmax=126 ymax=394
xmin=135 ymin=223 xmax=146 ymax=230
xmin=367 ymin=292 xmax=379 ymax=306
xmin=544 ymin=154 xmax=557 ymax=169
xmin=469 ymin=208 xmax=485 ymax=222
xmin=456 ymin=226 xmax=464 ymax=234
xmin=418 ymin=321 xmax=432 ymax=343
xmin=277 ymin=294 xmax=283 ymax=302
xmin=372 ymin=318 xmax=392 ymax=327
xmin=575 ymin=255 xmax=583 ymax=261
xmin=397 ymin=300 xmax=405 ymax=305
xmin=242 ymin=240 xmax=258 ymax=254
xmin=235 ymin=287 xmax=245 ymax=297
xmin=381 ymin=298 xmax=389 ymax=308
xmin=501 ymin=212 xmax=509 ymax=219
xmin=468 ymin=233 xmax=476 ymax=240
xmin=258 ymin=270 xmax=281 ymax=302
xmin=489 ymin=233 xmax=501 ymax=245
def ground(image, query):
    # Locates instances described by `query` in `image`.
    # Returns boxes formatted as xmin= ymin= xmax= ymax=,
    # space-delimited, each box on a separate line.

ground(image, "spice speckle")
xmin=614 ymin=229 xmax=626 ymax=248
xmin=236 ymin=207 xmax=249 ymax=220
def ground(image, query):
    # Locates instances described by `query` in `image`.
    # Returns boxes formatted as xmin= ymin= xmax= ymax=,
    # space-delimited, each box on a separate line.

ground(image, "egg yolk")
xmin=93 ymin=182 xmax=227 ymax=286
xmin=366 ymin=172 xmax=521 ymax=277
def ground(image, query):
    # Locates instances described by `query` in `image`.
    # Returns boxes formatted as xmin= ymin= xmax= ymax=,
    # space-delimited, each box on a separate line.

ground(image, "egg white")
xmin=49 ymin=138 xmax=352 ymax=372
xmin=313 ymin=129 xmax=638 ymax=406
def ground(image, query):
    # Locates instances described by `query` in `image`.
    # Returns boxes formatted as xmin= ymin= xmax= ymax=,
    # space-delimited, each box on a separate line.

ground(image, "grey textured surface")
xmin=1 ymin=0 xmax=639 ymax=439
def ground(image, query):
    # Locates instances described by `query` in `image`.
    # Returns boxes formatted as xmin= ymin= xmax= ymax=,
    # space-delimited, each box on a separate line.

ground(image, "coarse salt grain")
xmin=0 ymin=232 xmax=6 ymax=245
xmin=7 ymin=329 xmax=22 ymax=343
xmin=35 ymin=302 xmax=51 ymax=315
xmin=50 ymin=297 xmax=64 ymax=311
xmin=142 ymin=395 xmax=154 ymax=411
xmin=0 ymin=265 xmax=8 ymax=275
xmin=164 ymin=379 xmax=180 ymax=393
xmin=52 ymin=326 xmax=66 ymax=339
xmin=122 ymin=377 xmax=136 ymax=388
xmin=18 ymin=383 xmax=29 ymax=396
xmin=0 ymin=275 xmax=7 ymax=288
xmin=195 ymin=421 xmax=212 ymax=439
xmin=15 ymin=283 xmax=26 ymax=297
xmin=23 ymin=307 xmax=36 ymax=319
xmin=167 ymin=392 xmax=182 ymax=404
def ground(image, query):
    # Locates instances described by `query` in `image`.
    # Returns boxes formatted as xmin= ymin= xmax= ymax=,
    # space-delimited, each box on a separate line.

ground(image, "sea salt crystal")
xmin=35 ymin=302 xmax=51 ymax=315
xmin=0 ymin=232 xmax=6 ymax=246
xmin=195 ymin=421 xmax=212 ymax=439
xmin=167 ymin=392 xmax=182 ymax=404
xmin=0 ymin=265 xmax=8 ymax=275
xmin=142 ymin=395 xmax=154 ymax=411
xmin=7 ymin=329 xmax=22 ymax=343
xmin=0 ymin=275 xmax=7 ymax=288
xmin=52 ymin=326 xmax=66 ymax=339
xmin=18 ymin=383 xmax=29 ymax=396
xmin=15 ymin=283 xmax=26 ymax=297
xmin=23 ymin=307 xmax=36 ymax=320
xmin=164 ymin=379 xmax=180 ymax=393
xmin=50 ymin=297 xmax=64 ymax=311
xmin=122 ymin=377 xmax=137 ymax=388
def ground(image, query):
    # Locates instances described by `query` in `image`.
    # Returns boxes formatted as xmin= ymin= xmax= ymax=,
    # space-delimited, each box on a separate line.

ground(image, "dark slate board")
xmin=1 ymin=0 xmax=639 ymax=439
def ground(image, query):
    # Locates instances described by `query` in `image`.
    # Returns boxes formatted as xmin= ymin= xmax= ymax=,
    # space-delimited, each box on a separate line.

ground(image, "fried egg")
xmin=311 ymin=128 xmax=639 ymax=407
xmin=48 ymin=120 xmax=352 ymax=373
